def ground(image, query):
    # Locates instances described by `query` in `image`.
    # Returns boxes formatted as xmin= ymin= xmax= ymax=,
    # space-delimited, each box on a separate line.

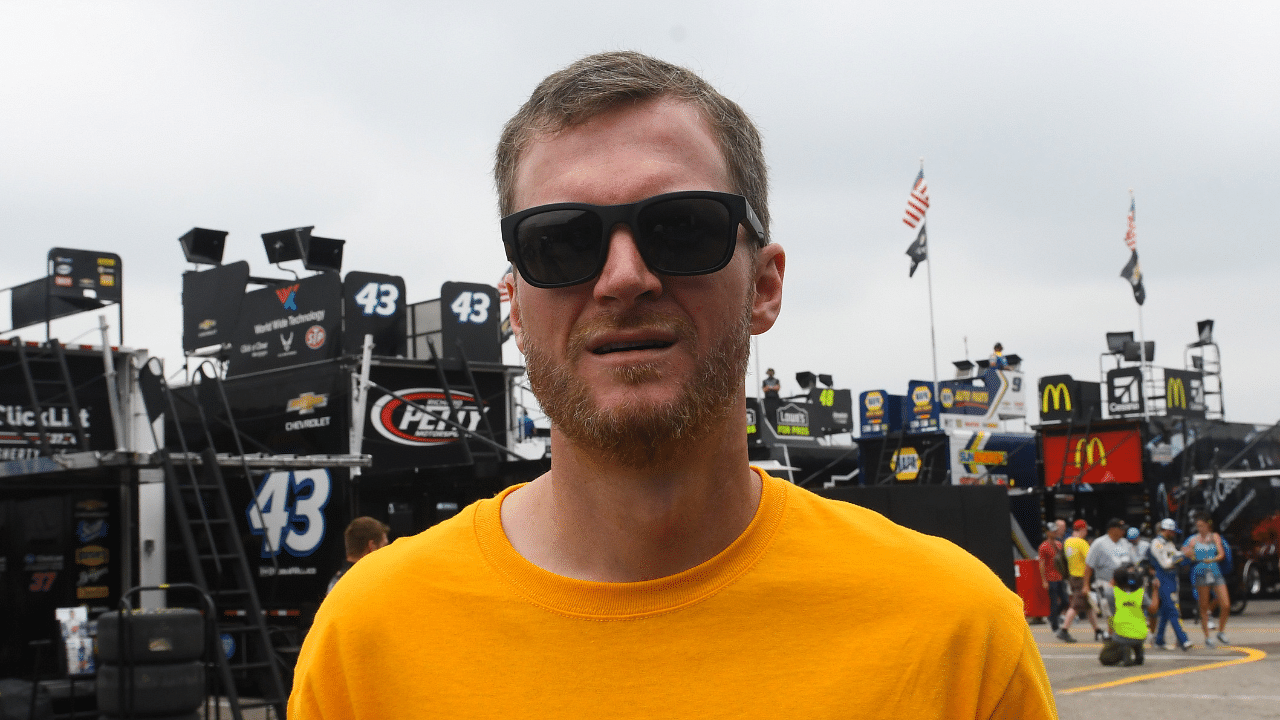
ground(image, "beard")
xmin=522 ymin=295 xmax=754 ymax=469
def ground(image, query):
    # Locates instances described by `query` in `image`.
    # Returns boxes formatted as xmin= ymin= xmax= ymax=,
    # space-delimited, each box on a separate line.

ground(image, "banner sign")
xmin=48 ymin=248 xmax=122 ymax=304
xmin=949 ymin=431 xmax=1038 ymax=487
xmin=1037 ymin=375 xmax=1102 ymax=424
xmin=181 ymin=261 xmax=249 ymax=352
xmin=439 ymin=282 xmax=501 ymax=364
xmin=906 ymin=380 xmax=939 ymax=433
xmin=1041 ymin=427 xmax=1143 ymax=487
xmin=0 ymin=345 xmax=120 ymax=460
xmin=859 ymin=390 xmax=903 ymax=437
xmin=806 ymin=387 xmax=852 ymax=436
xmin=1163 ymin=369 xmax=1206 ymax=418
xmin=227 ymin=273 xmax=342 ymax=376
xmin=342 ymin=272 xmax=407 ymax=358
xmin=746 ymin=398 xmax=763 ymax=447
xmin=1105 ymin=367 xmax=1145 ymax=417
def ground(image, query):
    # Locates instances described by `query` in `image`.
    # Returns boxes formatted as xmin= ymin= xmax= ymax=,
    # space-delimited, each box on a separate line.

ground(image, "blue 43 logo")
xmin=245 ymin=469 xmax=332 ymax=558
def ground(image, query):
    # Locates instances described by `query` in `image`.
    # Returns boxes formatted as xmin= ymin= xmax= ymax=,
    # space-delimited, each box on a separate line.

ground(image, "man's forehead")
xmin=511 ymin=97 xmax=730 ymax=210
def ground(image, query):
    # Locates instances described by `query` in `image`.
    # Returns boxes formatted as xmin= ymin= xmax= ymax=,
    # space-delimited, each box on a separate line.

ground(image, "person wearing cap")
xmin=1057 ymin=519 xmax=1099 ymax=642
xmin=1085 ymin=518 xmax=1134 ymax=638
xmin=1037 ymin=521 xmax=1068 ymax=633
xmin=1149 ymin=517 xmax=1191 ymax=650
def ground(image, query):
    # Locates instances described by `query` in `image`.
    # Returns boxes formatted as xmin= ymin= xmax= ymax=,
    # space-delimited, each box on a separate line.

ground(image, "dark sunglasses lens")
xmin=515 ymin=209 xmax=605 ymax=285
xmin=635 ymin=198 xmax=734 ymax=273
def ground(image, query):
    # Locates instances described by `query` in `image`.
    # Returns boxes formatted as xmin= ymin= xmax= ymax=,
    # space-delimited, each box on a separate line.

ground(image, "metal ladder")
xmin=136 ymin=359 xmax=289 ymax=719
xmin=5 ymin=338 xmax=91 ymax=456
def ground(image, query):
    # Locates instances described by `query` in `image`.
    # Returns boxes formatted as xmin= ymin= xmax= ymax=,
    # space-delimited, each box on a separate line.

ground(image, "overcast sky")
xmin=2 ymin=2 xmax=1276 ymax=426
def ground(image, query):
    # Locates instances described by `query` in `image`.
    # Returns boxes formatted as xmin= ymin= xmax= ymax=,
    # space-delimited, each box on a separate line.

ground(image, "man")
xmin=989 ymin=342 xmax=1008 ymax=369
xmin=1085 ymin=518 xmax=1135 ymax=638
xmin=762 ymin=367 xmax=781 ymax=397
xmin=1037 ymin=521 xmax=1067 ymax=633
xmin=1149 ymin=518 xmax=1192 ymax=650
xmin=324 ymin=516 xmax=389 ymax=596
xmin=291 ymin=51 xmax=1054 ymax=719
xmin=1058 ymin=519 xmax=1099 ymax=642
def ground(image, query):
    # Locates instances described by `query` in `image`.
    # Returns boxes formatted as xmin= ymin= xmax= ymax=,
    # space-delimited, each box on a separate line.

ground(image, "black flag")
xmin=906 ymin=223 xmax=928 ymax=277
xmin=1120 ymin=249 xmax=1145 ymax=305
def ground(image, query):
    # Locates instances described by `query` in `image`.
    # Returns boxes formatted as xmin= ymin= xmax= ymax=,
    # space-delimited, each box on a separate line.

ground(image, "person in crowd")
xmin=1148 ymin=518 xmax=1192 ymax=650
xmin=989 ymin=343 xmax=1008 ymax=369
xmin=762 ymin=367 xmax=781 ymax=398
xmin=1038 ymin=521 xmax=1068 ymax=633
xmin=325 ymin=516 xmax=390 ymax=596
xmin=1183 ymin=512 xmax=1231 ymax=647
xmin=290 ymin=50 xmax=1056 ymax=719
xmin=1085 ymin=518 xmax=1133 ymax=639
xmin=1058 ymin=519 xmax=1100 ymax=642
xmin=1099 ymin=566 xmax=1147 ymax=667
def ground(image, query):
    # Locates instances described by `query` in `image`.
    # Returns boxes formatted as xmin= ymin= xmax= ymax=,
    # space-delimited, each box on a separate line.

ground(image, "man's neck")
xmin=499 ymin=414 xmax=761 ymax=583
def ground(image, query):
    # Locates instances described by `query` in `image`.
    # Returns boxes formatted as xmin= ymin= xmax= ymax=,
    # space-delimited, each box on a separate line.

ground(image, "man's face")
xmin=1108 ymin=526 xmax=1125 ymax=541
xmin=505 ymin=97 xmax=784 ymax=466
xmin=1055 ymin=519 xmax=1067 ymax=537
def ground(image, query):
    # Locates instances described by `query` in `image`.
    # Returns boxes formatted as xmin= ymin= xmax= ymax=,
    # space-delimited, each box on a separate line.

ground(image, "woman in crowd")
xmin=1183 ymin=512 xmax=1231 ymax=647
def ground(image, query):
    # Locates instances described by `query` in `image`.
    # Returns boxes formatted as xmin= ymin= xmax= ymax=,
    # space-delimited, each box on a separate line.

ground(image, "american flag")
xmin=902 ymin=169 xmax=929 ymax=228
xmin=1123 ymin=196 xmax=1137 ymax=250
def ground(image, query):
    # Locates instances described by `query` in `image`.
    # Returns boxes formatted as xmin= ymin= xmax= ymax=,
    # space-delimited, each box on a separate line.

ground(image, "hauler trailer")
xmin=745 ymin=371 xmax=858 ymax=487
xmin=162 ymin=227 xmax=549 ymax=695
xmin=1035 ymin=329 xmax=1280 ymax=613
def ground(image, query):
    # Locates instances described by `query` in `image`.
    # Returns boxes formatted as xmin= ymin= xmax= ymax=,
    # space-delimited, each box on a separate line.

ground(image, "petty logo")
xmin=275 ymin=283 xmax=300 ymax=311
xmin=370 ymin=388 xmax=485 ymax=445
xmin=304 ymin=325 xmax=326 ymax=350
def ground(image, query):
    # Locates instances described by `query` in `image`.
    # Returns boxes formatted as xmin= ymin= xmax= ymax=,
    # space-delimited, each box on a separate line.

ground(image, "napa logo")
xmin=940 ymin=387 xmax=955 ymax=408
xmin=891 ymin=447 xmax=920 ymax=481
xmin=912 ymin=385 xmax=932 ymax=407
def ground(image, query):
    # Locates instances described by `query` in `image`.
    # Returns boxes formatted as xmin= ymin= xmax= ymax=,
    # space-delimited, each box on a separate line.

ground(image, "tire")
xmin=96 ymin=662 xmax=205 ymax=716
xmin=1244 ymin=562 xmax=1263 ymax=597
xmin=96 ymin=609 xmax=205 ymax=664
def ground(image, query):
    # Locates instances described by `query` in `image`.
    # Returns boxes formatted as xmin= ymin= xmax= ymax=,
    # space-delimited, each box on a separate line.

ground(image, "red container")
xmin=1014 ymin=558 xmax=1049 ymax=618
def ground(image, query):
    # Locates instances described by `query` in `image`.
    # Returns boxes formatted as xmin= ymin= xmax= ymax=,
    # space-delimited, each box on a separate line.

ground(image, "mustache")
xmin=566 ymin=308 xmax=697 ymax=356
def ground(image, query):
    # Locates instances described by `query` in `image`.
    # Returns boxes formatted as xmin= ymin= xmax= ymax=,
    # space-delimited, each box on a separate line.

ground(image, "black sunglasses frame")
xmin=500 ymin=190 xmax=766 ymax=289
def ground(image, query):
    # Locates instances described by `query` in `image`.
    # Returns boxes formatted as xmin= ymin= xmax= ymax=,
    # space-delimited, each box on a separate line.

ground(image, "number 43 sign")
xmin=343 ymin=272 xmax=406 ymax=357
xmin=246 ymin=469 xmax=332 ymax=558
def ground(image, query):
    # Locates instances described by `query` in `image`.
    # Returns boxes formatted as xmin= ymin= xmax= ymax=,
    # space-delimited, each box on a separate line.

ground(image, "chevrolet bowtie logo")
xmin=286 ymin=392 xmax=328 ymax=415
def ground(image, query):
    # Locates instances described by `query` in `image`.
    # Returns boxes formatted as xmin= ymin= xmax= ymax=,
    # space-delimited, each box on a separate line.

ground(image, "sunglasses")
xmin=500 ymin=190 xmax=765 ymax=289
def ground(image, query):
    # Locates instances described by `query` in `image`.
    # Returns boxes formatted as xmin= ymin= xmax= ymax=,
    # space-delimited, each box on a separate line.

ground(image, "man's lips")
xmin=590 ymin=338 xmax=676 ymax=355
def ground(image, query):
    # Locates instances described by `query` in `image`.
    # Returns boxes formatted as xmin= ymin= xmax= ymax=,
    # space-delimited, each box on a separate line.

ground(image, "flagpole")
xmin=925 ymin=236 xmax=939 ymax=392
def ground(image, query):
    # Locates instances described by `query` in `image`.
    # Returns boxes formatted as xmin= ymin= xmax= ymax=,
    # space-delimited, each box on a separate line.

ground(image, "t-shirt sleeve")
xmin=288 ymin=601 xmax=358 ymax=720
xmin=987 ymin=625 xmax=1058 ymax=720
xmin=1084 ymin=540 xmax=1101 ymax=569
xmin=1037 ymin=542 xmax=1053 ymax=565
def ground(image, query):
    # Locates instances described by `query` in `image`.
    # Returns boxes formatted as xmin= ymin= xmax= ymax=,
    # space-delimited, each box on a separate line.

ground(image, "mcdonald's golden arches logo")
xmin=1072 ymin=437 xmax=1107 ymax=468
xmin=1167 ymin=377 xmax=1187 ymax=409
xmin=1042 ymin=383 xmax=1072 ymax=413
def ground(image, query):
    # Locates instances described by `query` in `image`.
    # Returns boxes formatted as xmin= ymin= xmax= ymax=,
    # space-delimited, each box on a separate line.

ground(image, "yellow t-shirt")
xmin=290 ymin=472 xmax=1055 ymax=719
xmin=1065 ymin=536 xmax=1089 ymax=578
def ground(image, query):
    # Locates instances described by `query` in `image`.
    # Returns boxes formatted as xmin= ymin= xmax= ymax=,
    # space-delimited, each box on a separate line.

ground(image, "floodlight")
xmin=1106 ymin=331 xmax=1134 ymax=354
xmin=1005 ymin=353 xmax=1022 ymax=368
xmin=1191 ymin=319 xmax=1214 ymax=347
xmin=178 ymin=228 xmax=228 ymax=265
xmin=261 ymin=226 xmax=311 ymax=265
xmin=1122 ymin=340 xmax=1155 ymax=362
xmin=952 ymin=359 xmax=974 ymax=377
xmin=301 ymin=234 xmax=345 ymax=273
xmin=818 ymin=374 xmax=833 ymax=388
xmin=795 ymin=371 xmax=816 ymax=390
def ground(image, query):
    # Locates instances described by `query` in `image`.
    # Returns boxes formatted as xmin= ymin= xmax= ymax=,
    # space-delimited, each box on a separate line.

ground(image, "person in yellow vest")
xmin=1100 ymin=566 xmax=1147 ymax=666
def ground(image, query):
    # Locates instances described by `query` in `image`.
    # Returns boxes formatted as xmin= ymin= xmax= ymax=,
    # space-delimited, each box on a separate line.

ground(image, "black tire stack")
xmin=95 ymin=609 xmax=206 ymax=720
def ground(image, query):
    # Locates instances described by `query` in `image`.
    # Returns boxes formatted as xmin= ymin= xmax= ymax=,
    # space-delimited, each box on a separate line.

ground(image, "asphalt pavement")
xmin=1039 ymin=599 xmax=1280 ymax=719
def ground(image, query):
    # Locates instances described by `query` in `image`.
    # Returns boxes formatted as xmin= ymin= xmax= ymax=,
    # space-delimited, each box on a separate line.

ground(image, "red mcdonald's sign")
xmin=1042 ymin=428 xmax=1143 ymax=487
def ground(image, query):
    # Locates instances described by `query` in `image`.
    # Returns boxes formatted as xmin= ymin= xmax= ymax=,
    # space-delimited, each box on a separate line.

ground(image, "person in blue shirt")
xmin=1148 ymin=518 xmax=1191 ymax=650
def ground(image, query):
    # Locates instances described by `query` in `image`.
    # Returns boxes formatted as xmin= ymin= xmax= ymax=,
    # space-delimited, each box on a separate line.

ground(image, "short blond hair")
xmin=495 ymin=51 xmax=769 ymax=242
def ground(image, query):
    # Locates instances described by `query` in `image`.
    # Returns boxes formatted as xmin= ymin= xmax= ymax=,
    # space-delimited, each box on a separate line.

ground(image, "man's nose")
xmin=593 ymin=223 xmax=662 ymax=303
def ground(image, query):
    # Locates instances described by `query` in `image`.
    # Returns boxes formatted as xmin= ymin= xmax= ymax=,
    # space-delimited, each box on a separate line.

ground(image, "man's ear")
xmin=750 ymin=243 xmax=785 ymax=335
xmin=504 ymin=271 xmax=525 ymax=353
